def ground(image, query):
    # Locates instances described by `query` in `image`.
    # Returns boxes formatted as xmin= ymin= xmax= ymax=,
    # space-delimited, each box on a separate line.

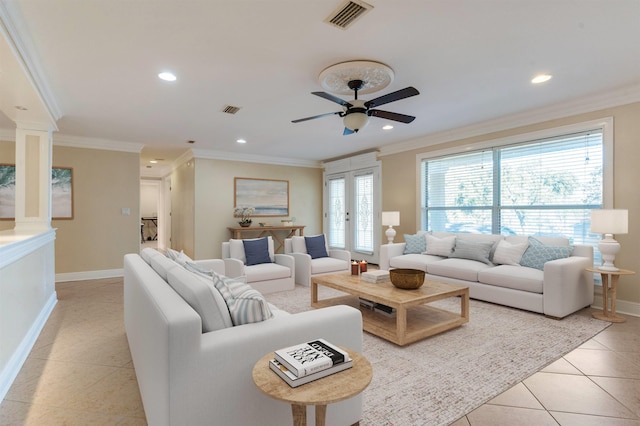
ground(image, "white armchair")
xmin=221 ymin=236 xmax=295 ymax=294
xmin=284 ymin=234 xmax=351 ymax=286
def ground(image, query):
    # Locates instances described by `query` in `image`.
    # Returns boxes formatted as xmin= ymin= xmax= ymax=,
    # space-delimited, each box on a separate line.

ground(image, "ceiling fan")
xmin=292 ymin=79 xmax=420 ymax=135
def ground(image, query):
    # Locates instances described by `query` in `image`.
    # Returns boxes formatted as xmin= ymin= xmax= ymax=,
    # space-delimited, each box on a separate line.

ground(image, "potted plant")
xmin=234 ymin=206 xmax=255 ymax=227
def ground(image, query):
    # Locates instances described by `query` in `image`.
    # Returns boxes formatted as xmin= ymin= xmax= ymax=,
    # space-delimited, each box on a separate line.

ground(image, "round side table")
xmin=252 ymin=347 xmax=372 ymax=426
xmin=586 ymin=267 xmax=636 ymax=322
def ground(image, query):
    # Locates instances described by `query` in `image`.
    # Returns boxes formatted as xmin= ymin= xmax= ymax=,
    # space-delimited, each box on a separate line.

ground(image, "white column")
xmin=13 ymin=124 xmax=53 ymax=233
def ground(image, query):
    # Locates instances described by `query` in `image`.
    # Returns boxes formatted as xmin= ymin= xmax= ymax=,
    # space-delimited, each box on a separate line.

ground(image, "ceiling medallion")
xmin=318 ymin=60 xmax=394 ymax=95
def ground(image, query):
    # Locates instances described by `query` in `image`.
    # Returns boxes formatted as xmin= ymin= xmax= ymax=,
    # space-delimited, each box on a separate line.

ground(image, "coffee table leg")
xmin=315 ymin=404 xmax=327 ymax=426
xmin=396 ymin=307 xmax=407 ymax=345
xmin=292 ymin=403 xmax=307 ymax=426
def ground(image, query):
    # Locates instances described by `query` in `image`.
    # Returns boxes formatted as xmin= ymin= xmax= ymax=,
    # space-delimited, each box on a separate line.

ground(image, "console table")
xmin=227 ymin=225 xmax=305 ymax=253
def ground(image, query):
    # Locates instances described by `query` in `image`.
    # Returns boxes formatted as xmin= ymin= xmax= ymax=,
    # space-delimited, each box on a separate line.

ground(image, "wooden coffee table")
xmin=311 ymin=272 xmax=469 ymax=346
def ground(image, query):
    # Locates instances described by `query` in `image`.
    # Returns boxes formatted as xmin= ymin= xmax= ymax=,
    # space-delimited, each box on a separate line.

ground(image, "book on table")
xmin=269 ymin=358 xmax=353 ymax=388
xmin=273 ymin=338 xmax=350 ymax=377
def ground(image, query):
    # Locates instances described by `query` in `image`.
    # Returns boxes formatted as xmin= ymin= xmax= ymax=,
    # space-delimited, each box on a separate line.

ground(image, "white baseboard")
xmin=55 ymin=268 xmax=123 ymax=282
xmin=0 ymin=292 xmax=57 ymax=402
xmin=591 ymin=287 xmax=640 ymax=318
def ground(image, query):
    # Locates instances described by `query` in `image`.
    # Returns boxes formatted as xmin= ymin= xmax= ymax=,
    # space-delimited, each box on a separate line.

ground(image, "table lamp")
xmin=590 ymin=209 xmax=628 ymax=271
xmin=381 ymin=211 xmax=400 ymax=244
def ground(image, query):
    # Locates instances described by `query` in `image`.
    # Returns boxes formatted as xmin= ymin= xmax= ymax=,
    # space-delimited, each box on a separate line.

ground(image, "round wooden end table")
xmin=587 ymin=267 xmax=636 ymax=322
xmin=252 ymin=347 xmax=372 ymax=426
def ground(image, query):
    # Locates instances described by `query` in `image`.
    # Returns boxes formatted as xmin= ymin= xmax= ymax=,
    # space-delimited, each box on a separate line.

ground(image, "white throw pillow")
xmin=166 ymin=248 xmax=192 ymax=266
xmin=425 ymin=235 xmax=456 ymax=257
xmin=493 ymin=240 xmax=529 ymax=265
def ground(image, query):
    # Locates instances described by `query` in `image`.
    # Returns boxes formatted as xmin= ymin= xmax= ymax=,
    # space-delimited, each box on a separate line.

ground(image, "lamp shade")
xmin=381 ymin=211 xmax=400 ymax=227
xmin=590 ymin=209 xmax=628 ymax=234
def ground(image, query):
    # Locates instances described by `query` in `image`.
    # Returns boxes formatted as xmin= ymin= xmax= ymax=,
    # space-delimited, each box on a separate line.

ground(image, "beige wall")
xmin=52 ymin=146 xmax=140 ymax=273
xmin=1 ymin=141 xmax=140 ymax=274
xmin=381 ymin=101 xmax=640 ymax=306
xmin=172 ymin=157 xmax=323 ymax=260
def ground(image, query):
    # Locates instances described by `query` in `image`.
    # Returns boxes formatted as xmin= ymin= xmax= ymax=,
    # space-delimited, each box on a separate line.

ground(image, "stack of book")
xmin=269 ymin=338 xmax=352 ymax=387
xmin=359 ymin=298 xmax=397 ymax=318
xmin=360 ymin=270 xmax=390 ymax=283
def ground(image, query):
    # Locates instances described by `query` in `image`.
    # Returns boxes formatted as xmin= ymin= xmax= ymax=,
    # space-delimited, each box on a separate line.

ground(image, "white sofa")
xmin=124 ymin=248 xmax=363 ymax=426
xmin=222 ymin=237 xmax=295 ymax=294
xmin=284 ymin=234 xmax=351 ymax=286
xmin=379 ymin=232 xmax=594 ymax=318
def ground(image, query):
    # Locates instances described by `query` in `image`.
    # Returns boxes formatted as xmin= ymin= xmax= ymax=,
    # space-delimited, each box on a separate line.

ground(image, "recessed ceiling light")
xmin=158 ymin=72 xmax=177 ymax=82
xmin=237 ymin=139 xmax=247 ymax=144
xmin=149 ymin=160 xmax=158 ymax=164
xmin=531 ymin=74 xmax=552 ymax=84
xmin=382 ymin=125 xmax=394 ymax=130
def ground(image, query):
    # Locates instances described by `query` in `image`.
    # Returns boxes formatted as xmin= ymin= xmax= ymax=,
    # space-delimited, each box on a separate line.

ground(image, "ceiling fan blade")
xmin=343 ymin=127 xmax=355 ymax=136
xmin=291 ymin=111 xmax=341 ymax=123
xmin=312 ymin=91 xmax=352 ymax=107
xmin=364 ymin=87 xmax=419 ymax=109
xmin=369 ymin=109 xmax=416 ymax=123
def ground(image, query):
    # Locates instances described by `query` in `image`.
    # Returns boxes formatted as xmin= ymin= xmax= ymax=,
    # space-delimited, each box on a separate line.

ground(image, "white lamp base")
xmin=385 ymin=226 xmax=396 ymax=244
xmin=598 ymin=235 xmax=620 ymax=271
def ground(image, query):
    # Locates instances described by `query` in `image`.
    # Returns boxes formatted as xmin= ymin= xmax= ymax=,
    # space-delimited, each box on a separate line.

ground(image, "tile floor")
xmin=1 ymin=278 xmax=639 ymax=425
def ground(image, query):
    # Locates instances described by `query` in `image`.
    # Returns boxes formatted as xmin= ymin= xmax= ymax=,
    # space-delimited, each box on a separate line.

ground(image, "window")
xmin=420 ymin=127 xmax=605 ymax=251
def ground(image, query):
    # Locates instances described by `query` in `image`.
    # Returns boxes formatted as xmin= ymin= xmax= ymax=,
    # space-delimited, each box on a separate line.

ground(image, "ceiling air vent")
xmin=221 ymin=105 xmax=241 ymax=114
xmin=324 ymin=0 xmax=373 ymax=30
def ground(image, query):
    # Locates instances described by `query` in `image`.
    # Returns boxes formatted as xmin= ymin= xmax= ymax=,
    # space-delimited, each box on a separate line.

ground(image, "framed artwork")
xmin=0 ymin=164 xmax=74 ymax=220
xmin=234 ymin=177 xmax=289 ymax=216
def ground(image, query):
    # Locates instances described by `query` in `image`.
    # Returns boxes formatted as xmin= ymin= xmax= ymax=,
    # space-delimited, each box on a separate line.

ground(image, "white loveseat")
xmin=124 ymin=248 xmax=363 ymax=426
xmin=379 ymin=232 xmax=594 ymax=318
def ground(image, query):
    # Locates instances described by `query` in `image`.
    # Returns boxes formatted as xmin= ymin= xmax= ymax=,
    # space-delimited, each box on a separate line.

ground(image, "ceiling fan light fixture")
xmin=343 ymin=111 xmax=369 ymax=132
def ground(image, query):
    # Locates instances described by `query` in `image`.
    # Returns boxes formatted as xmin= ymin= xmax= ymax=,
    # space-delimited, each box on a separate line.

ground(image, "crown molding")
xmin=53 ymin=133 xmax=143 ymax=153
xmin=190 ymin=148 xmax=321 ymax=168
xmin=379 ymin=83 xmax=640 ymax=157
xmin=0 ymin=1 xmax=62 ymax=123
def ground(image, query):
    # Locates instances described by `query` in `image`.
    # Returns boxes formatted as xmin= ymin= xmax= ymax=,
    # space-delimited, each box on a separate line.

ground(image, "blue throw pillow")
xmin=305 ymin=234 xmax=329 ymax=259
xmin=519 ymin=237 xmax=573 ymax=270
xmin=403 ymin=233 xmax=426 ymax=254
xmin=243 ymin=237 xmax=272 ymax=266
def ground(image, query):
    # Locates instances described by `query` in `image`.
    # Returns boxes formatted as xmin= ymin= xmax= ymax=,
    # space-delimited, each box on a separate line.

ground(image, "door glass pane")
xmin=354 ymin=173 xmax=373 ymax=253
xmin=328 ymin=177 xmax=346 ymax=248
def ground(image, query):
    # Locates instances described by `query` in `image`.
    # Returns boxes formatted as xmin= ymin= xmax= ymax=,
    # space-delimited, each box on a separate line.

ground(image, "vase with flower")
xmin=234 ymin=206 xmax=255 ymax=227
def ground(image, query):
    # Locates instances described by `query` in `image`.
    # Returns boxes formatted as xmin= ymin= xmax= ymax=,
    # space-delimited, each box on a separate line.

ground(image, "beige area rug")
xmin=264 ymin=284 xmax=610 ymax=426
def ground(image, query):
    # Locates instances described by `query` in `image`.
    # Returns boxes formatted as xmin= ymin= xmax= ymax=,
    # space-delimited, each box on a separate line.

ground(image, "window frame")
xmin=415 ymin=117 xmax=614 ymax=231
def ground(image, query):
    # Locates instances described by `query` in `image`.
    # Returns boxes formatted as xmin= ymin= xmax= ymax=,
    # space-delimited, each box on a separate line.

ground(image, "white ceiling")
xmin=2 ymin=0 xmax=640 ymax=172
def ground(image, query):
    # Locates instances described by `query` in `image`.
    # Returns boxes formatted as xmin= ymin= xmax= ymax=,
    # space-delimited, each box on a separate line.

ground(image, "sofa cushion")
xmin=519 ymin=237 xmax=573 ymax=271
xmin=493 ymin=240 xmax=529 ymax=265
xmin=140 ymin=247 xmax=159 ymax=264
xmin=310 ymin=257 xmax=349 ymax=275
xmin=243 ymin=237 xmax=272 ymax=266
xmin=166 ymin=267 xmax=233 ymax=332
xmin=149 ymin=253 xmax=181 ymax=281
xmin=404 ymin=233 xmax=427 ymax=254
xmin=425 ymin=234 xmax=456 ymax=257
xmin=230 ymin=237 xmax=275 ymax=264
xmin=427 ymin=258 xmax=493 ymax=282
xmin=212 ymin=272 xmax=273 ymax=325
xmin=245 ymin=262 xmax=292 ymax=282
xmin=390 ymin=253 xmax=445 ymax=271
xmin=450 ymin=238 xmax=494 ymax=265
xmin=305 ymin=234 xmax=329 ymax=259
xmin=478 ymin=264 xmax=544 ymax=293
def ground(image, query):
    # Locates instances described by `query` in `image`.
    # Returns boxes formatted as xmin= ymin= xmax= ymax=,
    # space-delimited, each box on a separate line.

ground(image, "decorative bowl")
xmin=389 ymin=268 xmax=425 ymax=289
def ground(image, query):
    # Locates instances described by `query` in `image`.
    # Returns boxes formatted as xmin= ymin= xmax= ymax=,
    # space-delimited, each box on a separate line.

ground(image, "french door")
xmin=324 ymin=167 xmax=380 ymax=264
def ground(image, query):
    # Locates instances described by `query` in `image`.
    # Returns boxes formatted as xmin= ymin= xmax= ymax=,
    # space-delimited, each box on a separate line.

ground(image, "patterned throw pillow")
xmin=450 ymin=239 xmax=494 ymax=265
xmin=425 ymin=235 xmax=456 ymax=257
xmin=212 ymin=272 xmax=273 ymax=325
xmin=493 ymin=240 xmax=529 ymax=265
xmin=403 ymin=233 xmax=427 ymax=254
xmin=519 ymin=237 xmax=573 ymax=271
